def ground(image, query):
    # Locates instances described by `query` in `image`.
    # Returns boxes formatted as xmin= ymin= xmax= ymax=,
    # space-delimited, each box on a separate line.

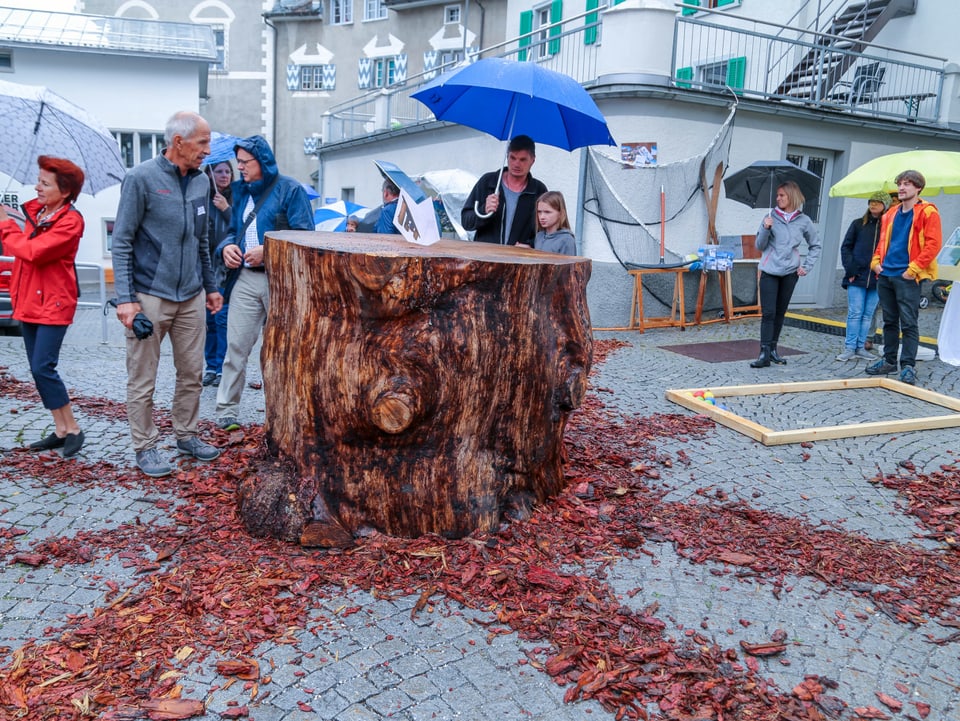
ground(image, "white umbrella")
xmin=0 ymin=79 xmax=126 ymax=196
xmin=314 ymin=200 xmax=369 ymax=231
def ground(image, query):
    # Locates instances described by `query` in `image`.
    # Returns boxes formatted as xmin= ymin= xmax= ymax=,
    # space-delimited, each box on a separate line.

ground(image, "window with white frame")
xmin=444 ymin=5 xmax=461 ymax=24
xmin=439 ymin=49 xmax=464 ymax=69
xmin=300 ymin=66 xmax=325 ymax=90
xmin=0 ymin=49 xmax=12 ymax=72
xmin=331 ymin=0 xmax=353 ymax=24
xmin=682 ymin=0 xmax=741 ymax=15
xmin=113 ymin=131 xmax=165 ymax=170
xmin=533 ymin=3 xmax=552 ymax=59
xmin=209 ymin=24 xmax=226 ymax=73
xmin=372 ymin=57 xmax=397 ymax=87
xmin=699 ymin=61 xmax=727 ymax=86
xmin=103 ymin=219 xmax=115 ymax=256
xmin=364 ymin=0 xmax=387 ymax=21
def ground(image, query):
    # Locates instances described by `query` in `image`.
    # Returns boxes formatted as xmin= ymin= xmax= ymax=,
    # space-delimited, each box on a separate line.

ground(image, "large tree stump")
xmin=239 ymin=232 xmax=592 ymax=546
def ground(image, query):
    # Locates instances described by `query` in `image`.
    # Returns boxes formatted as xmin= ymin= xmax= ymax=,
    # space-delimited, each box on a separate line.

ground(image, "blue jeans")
xmin=843 ymin=285 xmax=880 ymax=351
xmin=204 ymin=303 xmax=229 ymax=374
xmin=21 ymin=322 xmax=70 ymax=410
xmin=877 ymin=274 xmax=920 ymax=368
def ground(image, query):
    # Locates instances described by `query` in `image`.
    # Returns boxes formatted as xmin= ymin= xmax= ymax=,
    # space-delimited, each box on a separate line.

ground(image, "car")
xmin=0 ymin=254 xmax=20 ymax=335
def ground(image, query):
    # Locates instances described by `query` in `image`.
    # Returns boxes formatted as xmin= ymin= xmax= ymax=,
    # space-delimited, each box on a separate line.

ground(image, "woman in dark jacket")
xmin=0 ymin=156 xmax=86 ymax=456
xmin=203 ymin=161 xmax=233 ymax=386
xmin=837 ymin=191 xmax=888 ymax=362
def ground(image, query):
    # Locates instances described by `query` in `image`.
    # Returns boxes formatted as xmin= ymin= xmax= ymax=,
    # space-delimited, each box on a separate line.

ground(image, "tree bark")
xmin=239 ymin=232 xmax=592 ymax=546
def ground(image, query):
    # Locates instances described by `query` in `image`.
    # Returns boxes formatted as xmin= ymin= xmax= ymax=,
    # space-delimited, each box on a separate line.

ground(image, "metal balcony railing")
xmin=320 ymin=5 xmax=945 ymax=147
xmin=321 ymin=8 xmax=602 ymax=146
xmin=674 ymin=11 xmax=944 ymax=123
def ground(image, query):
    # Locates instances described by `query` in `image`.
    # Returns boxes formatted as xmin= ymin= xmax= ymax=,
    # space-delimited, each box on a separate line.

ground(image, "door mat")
xmin=659 ymin=339 xmax=804 ymax=363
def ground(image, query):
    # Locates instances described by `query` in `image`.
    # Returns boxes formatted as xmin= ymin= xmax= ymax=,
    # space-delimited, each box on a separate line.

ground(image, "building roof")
xmin=382 ymin=0 xmax=449 ymax=8
xmin=264 ymin=1 xmax=323 ymax=19
xmin=0 ymin=6 xmax=216 ymax=61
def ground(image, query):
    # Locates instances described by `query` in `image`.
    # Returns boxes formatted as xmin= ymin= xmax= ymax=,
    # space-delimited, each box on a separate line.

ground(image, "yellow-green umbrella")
xmin=830 ymin=150 xmax=960 ymax=198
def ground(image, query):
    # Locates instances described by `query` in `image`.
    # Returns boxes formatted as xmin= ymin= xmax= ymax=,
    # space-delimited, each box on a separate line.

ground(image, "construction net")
xmin=583 ymin=104 xmax=736 ymax=269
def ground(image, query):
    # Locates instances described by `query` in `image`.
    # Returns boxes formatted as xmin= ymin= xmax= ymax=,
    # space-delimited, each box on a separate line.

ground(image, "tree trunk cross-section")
xmin=238 ymin=232 xmax=593 ymax=546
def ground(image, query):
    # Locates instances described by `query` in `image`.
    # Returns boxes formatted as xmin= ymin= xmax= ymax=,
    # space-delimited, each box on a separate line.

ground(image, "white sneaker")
xmin=854 ymin=348 xmax=877 ymax=360
xmin=836 ymin=349 xmax=856 ymax=361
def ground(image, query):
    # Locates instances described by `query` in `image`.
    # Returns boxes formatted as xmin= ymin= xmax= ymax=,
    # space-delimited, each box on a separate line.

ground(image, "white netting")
xmin=584 ymin=104 xmax=736 ymax=269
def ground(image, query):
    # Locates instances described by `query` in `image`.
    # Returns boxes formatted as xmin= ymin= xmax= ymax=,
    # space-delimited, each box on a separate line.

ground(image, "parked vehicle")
xmin=932 ymin=280 xmax=951 ymax=304
xmin=0 ymin=255 xmax=20 ymax=335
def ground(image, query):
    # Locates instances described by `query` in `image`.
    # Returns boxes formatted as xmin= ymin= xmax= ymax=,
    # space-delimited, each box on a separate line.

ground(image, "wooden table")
xmin=694 ymin=263 xmax=762 ymax=324
xmin=694 ymin=267 xmax=733 ymax=325
xmin=628 ymin=267 xmax=686 ymax=332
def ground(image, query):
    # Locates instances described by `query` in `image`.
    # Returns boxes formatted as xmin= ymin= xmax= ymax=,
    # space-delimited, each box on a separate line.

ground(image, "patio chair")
xmin=837 ymin=62 xmax=886 ymax=107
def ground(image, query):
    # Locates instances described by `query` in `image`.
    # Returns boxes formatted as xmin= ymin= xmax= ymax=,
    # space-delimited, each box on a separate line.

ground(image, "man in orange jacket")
xmin=866 ymin=169 xmax=941 ymax=385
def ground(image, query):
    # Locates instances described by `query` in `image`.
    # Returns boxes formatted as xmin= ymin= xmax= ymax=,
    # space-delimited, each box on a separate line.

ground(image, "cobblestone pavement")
xmin=1 ymin=284 xmax=958 ymax=720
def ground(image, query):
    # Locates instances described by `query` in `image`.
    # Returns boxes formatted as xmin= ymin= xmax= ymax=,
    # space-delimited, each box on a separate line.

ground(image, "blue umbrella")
xmin=301 ymin=182 xmax=320 ymax=199
xmin=205 ymin=131 xmax=240 ymax=166
xmin=314 ymin=200 xmax=369 ymax=231
xmin=412 ymin=57 xmax=615 ymax=151
xmin=411 ymin=57 xmax=615 ymax=216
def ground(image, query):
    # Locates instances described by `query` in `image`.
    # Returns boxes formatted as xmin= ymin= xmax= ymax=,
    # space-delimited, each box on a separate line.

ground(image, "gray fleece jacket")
xmin=755 ymin=209 xmax=821 ymax=277
xmin=112 ymin=153 xmax=216 ymax=304
xmin=535 ymin=228 xmax=577 ymax=255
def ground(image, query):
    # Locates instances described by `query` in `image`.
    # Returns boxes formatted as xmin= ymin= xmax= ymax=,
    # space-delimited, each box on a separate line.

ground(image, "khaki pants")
xmin=216 ymin=268 xmax=268 ymax=420
xmin=126 ymin=292 xmax=206 ymax=452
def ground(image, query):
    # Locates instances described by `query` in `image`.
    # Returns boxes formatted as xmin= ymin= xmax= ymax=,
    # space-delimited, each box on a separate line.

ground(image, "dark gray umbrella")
xmin=724 ymin=160 xmax=822 ymax=210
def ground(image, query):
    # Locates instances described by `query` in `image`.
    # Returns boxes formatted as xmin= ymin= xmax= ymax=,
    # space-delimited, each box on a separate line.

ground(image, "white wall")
xmin=2 ymin=47 xmax=202 ymax=268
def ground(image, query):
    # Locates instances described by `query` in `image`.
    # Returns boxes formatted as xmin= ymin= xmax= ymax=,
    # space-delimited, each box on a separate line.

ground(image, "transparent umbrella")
xmin=0 ymin=78 xmax=125 ymax=195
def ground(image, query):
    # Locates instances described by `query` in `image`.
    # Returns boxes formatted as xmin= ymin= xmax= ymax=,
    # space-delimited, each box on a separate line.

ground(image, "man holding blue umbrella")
xmin=461 ymin=134 xmax=548 ymax=246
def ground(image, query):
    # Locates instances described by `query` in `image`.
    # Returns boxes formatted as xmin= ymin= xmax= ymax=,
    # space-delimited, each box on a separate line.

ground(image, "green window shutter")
xmin=676 ymin=66 xmax=693 ymax=89
xmin=518 ymin=10 xmax=533 ymax=62
xmin=682 ymin=1 xmax=700 ymax=16
xmin=584 ymin=0 xmax=599 ymax=46
xmin=726 ymin=55 xmax=746 ymax=92
xmin=548 ymin=0 xmax=562 ymax=55
xmin=717 ymin=0 xmax=737 ymax=6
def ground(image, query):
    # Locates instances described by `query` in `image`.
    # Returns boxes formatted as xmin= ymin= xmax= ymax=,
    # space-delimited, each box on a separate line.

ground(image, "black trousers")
xmin=876 ymin=274 xmax=921 ymax=368
xmin=757 ymin=271 xmax=799 ymax=346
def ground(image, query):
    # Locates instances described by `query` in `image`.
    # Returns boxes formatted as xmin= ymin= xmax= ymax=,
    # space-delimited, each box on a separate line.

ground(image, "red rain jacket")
xmin=0 ymin=198 xmax=84 ymax=325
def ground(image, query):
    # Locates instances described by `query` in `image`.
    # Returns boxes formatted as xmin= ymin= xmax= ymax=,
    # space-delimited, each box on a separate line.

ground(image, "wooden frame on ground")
xmin=665 ymin=377 xmax=960 ymax=445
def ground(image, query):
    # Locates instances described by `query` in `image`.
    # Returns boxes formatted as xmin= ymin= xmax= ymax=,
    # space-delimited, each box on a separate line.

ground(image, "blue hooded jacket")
xmin=216 ymin=135 xmax=314 ymax=300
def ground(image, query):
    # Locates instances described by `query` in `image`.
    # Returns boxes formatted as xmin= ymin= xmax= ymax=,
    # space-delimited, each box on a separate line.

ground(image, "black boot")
xmin=769 ymin=344 xmax=787 ymax=365
xmin=750 ymin=344 xmax=772 ymax=368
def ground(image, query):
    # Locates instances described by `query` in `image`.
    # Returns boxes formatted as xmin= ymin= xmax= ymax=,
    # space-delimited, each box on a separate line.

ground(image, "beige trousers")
xmin=125 ymin=292 xmax=205 ymax=452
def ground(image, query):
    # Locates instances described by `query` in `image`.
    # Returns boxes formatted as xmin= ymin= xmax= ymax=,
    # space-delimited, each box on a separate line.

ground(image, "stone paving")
xmin=1 ymin=272 xmax=958 ymax=720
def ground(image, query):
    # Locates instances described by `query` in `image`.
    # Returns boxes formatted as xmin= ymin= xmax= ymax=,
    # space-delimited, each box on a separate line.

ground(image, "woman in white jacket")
xmin=750 ymin=181 xmax=822 ymax=368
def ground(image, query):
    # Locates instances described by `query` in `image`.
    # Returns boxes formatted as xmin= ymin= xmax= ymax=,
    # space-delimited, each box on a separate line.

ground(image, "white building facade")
xmin=0 ymin=6 xmax=215 ymax=271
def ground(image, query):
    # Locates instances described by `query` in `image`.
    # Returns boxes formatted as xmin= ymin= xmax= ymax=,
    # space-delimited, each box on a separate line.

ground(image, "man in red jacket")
xmin=866 ymin=169 xmax=941 ymax=385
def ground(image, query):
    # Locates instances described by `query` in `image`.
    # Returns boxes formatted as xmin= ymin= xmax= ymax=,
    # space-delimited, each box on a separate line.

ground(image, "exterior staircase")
xmin=774 ymin=0 xmax=916 ymax=102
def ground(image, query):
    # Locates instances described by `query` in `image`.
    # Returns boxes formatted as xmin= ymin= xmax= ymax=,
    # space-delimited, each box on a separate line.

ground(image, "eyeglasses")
xmin=236 ymin=157 xmax=258 ymax=167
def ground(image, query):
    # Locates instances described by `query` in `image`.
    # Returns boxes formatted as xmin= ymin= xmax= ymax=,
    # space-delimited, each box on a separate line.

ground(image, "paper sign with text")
xmin=394 ymin=187 xmax=440 ymax=245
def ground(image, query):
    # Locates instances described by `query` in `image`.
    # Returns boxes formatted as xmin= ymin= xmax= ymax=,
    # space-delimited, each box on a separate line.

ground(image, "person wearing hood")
xmin=533 ymin=191 xmax=577 ymax=255
xmin=214 ymin=135 xmax=314 ymax=430
xmin=836 ymin=191 xmax=887 ymax=362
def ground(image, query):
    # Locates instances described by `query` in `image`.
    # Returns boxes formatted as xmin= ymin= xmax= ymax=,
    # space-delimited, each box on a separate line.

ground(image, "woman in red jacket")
xmin=0 ymin=156 xmax=86 ymax=456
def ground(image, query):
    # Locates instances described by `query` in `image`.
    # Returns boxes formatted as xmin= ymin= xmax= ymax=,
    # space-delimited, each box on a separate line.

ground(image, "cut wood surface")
xmin=239 ymin=232 xmax=593 ymax=545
